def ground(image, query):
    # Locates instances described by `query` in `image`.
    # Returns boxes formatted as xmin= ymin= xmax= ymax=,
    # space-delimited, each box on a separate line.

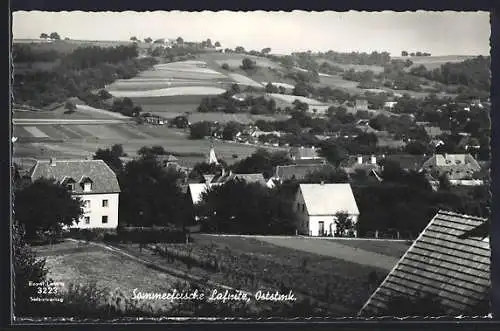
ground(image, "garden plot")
xmin=228 ymin=73 xmax=264 ymax=88
xmin=108 ymin=86 xmax=226 ymax=98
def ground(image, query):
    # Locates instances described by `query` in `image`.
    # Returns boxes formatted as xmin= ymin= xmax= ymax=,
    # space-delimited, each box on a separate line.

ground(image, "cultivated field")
xmin=393 ymin=55 xmax=477 ymax=70
xmin=134 ymin=234 xmax=395 ymax=315
xmin=108 ymin=86 xmax=227 ymax=98
xmin=227 ymin=73 xmax=264 ymax=88
xmin=315 ymin=59 xmax=386 ymax=73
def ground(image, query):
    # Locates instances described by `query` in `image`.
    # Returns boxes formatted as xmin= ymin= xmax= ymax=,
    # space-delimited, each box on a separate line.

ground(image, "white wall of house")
xmin=73 ymin=193 xmax=119 ymax=229
xmin=294 ymin=189 xmax=359 ymax=236
xmin=309 ymin=215 xmax=359 ymax=236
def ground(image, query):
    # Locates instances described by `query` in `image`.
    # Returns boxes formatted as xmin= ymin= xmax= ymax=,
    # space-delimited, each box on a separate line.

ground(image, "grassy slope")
xmin=33 ymin=240 xmax=181 ymax=313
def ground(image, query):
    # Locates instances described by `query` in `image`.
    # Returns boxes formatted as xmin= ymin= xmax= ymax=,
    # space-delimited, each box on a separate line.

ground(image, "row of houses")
xmin=22 ymin=144 xmax=487 ymax=234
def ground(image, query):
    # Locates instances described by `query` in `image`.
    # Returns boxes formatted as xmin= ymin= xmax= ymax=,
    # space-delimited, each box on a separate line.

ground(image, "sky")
xmin=12 ymin=10 xmax=491 ymax=56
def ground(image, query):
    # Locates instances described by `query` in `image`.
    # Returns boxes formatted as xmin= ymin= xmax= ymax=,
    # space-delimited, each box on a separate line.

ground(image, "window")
xmin=102 ymin=199 xmax=109 ymax=207
xmin=84 ymin=216 xmax=90 ymax=224
xmin=102 ymin=216 xmax=108 ymax=224
xmin=84 ymin=200 xmax=91 ymax=208
xmin=83 ymin=182 xmax=92 ymax=192
xmin=66 ymin=184 xmax=74 ymax=191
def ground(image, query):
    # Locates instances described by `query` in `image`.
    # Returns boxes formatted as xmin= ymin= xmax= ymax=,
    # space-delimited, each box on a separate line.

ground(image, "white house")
xmin=30 ymin=158 xmax=121 ymax=229
xmin=294 ymin=183 xmax=360 ymax=237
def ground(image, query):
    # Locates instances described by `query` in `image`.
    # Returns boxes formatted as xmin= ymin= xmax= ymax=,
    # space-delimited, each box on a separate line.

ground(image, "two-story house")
xmin=30 ymin=158 xmax=121 ymax=229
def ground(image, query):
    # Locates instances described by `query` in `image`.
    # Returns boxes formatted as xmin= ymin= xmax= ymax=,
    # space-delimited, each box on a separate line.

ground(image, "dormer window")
xmin=80 ymin=176 xmax=93 ymax=192
xmin=61 ymin=177 xmax=76 ymax=192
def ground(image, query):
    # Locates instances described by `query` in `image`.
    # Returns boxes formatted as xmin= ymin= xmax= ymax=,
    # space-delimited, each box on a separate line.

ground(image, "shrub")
xmin=221 ymin=63 xmax=229 ymax=70
xmin=116 ymin=226 xmax=186 ymax=244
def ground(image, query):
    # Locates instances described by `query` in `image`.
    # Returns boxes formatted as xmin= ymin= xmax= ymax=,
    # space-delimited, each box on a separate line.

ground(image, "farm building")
xmin=354 ymin=99 xmax=369 ymax=111
xmin=358 ymin=210 xmax=490 ymax=316
xmin=294 ymin=183 xmax=360 ymax=237
xmin=274 ymin=163 xmax=330 ymax=182
xmin=289 ymin=146 xmax=325 ymax=161
xmin=342 ymin=155 xmax=380 ymax=175
xmin=420 ymin=153 xmax=482 ymax=180
xmin=29 ymin=158 xmax=121 ymax=229
xmin=382 ymin=154 xmax=428 ymax=172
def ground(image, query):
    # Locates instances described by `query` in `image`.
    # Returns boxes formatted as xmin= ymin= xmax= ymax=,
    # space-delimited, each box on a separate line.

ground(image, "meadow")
xmin=111 ymin=234 xmax=399 ymax=315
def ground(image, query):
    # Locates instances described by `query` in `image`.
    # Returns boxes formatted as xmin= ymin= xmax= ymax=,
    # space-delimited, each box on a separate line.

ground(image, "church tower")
xmin=208 ymin=144 xmax=219 ymax=165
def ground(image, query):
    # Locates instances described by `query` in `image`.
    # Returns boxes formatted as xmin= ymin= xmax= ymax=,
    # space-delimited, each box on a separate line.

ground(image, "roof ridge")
xmin=437 ymin=209 xmax=488 ymax=221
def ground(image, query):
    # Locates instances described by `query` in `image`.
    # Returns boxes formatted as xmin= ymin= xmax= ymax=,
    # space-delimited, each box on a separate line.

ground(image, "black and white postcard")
xmin=9 ymin=9 xmax=493 ymax=324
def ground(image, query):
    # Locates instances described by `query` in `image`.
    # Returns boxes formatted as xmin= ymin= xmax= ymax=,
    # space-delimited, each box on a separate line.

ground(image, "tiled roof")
xmin=275 ymin=164 xmax=330 ymax=181
xmin=299 ymin=183 xmax=359 ymax=216
xmin=421 ymin=154 xmax=482 ymax=180
xmin=30 ymin=159 xmax=121 ymax=194
xmin=359 ymin=210 xmax=490 ymax=316
xmin=385 ymin=154 xmax=427 ymax=171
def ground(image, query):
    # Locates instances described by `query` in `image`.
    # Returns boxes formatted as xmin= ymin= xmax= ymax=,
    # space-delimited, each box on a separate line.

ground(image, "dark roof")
xmin=293 ymin=158 xmax=327 ymax=166
xmin=275 ymin=164 xmax=330 ymax=181
xmin=359 ymin=210 xmax=490 ymax=316
xmin=384 ymin=154 xmax=427 ymax=171
xmin=30 ymin=159 xmax=121 ymax=194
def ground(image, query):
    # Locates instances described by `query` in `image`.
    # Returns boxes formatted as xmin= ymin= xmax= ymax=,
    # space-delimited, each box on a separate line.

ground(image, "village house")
xmin=294 ymin=183 xmax=360 ymax=237
xmin=139 ymin=113 xmax=166 ymax=125
xmin=274 ymin=163 xmax=330 ymax=182
xmin=359 ymin=210 xmax=490 ymax=316
xmin=342 ymin=155 xmax=380 ymax=176
xmin=354 ymin=99 xmax=369 ymax=112
xmin=420 ymin=153 xmax=482 ymax=181
xmin=383 ymin=101 xmax=398 ymax=110
xmin=289 ymin=146 xmax=325 ymax=162
xmin=29 ymin=158 xmax=121 ymax=229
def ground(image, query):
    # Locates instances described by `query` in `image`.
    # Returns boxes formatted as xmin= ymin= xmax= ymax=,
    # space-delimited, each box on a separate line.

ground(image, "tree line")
xmin=13 ymin=44 xmax=157 ymax=108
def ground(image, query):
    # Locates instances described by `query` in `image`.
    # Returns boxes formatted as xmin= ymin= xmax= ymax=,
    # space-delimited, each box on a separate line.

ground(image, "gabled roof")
xmin=359 ymin=210 xmax=490 ymax=316
xmin=298 ymin=183 xmax=359 ymax=216
xmin=30 ymin=159 xmax=120 ymax=194
xmin=275 ymin=164 xmax=330 ymax=181
xmin=188 ymin=183 xmax=209 ymax=205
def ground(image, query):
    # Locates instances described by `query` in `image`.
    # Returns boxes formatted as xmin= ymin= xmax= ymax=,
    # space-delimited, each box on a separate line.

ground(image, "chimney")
xmin=357 ymin=156 xmax=363 ymax=165
xmin=371 ymin=155 xmax=377 ymax=165
xmin=50 ymin=157 xmax=56 ymax=166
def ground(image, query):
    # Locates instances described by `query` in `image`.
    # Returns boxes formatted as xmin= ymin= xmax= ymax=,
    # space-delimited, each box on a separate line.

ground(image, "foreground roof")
xmin=30 ymin=159 xmax=121 ymax=194
xmin=359 ymin=210 xmax=490 ymax=316
xmin=299 ymin=183 xmax=359 ymax=216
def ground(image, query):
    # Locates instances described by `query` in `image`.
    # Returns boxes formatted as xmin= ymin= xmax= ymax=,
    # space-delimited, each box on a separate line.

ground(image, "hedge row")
xmin=103 ymin=226 xmax=187 ymax=244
